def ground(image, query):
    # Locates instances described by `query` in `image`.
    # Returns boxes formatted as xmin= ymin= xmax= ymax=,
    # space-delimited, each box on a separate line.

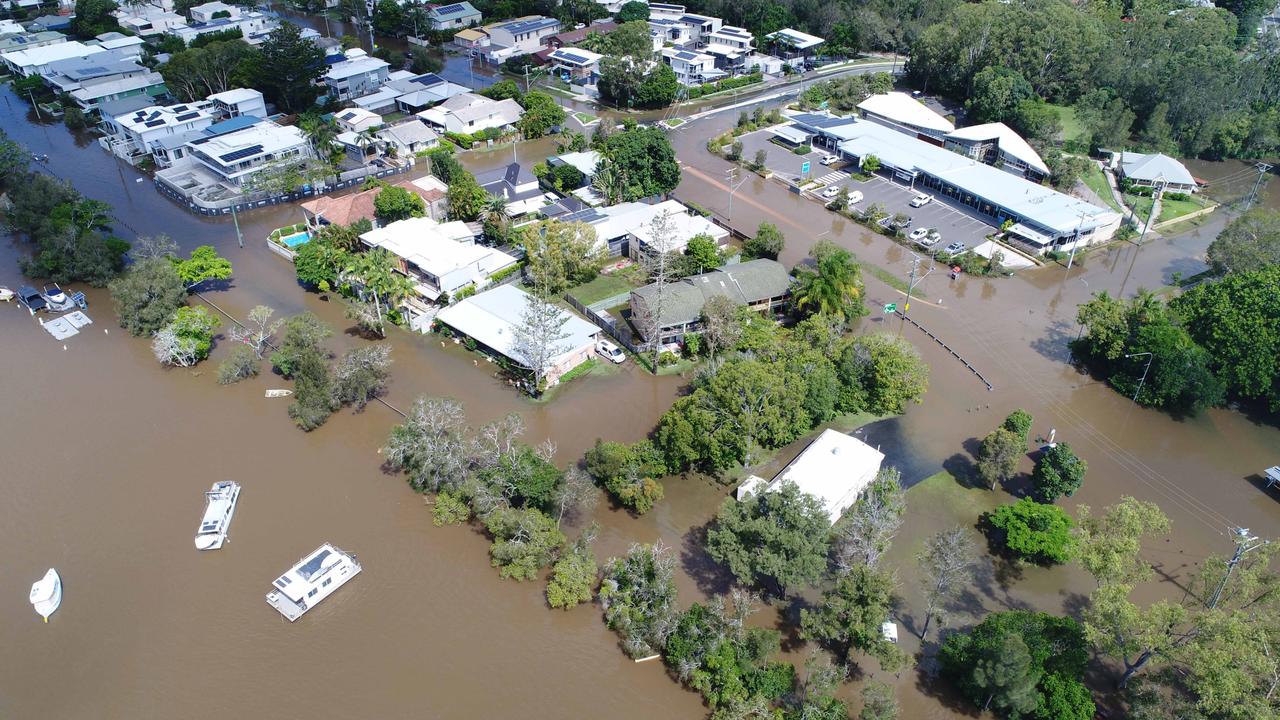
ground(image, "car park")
xmin=596 ymin=339 xmax=626 ymax=364
xmin=820 ymin=154 xmax=840 ymax=165
xmin=909 ymin=193 xmax=934 ymax=208
xmin=943 ymin=241 xmax=967 ymax=255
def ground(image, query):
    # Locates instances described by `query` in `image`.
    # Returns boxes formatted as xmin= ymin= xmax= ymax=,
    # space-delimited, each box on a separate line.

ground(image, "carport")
xmin=770 ymin=125 xmax=813 ymax=146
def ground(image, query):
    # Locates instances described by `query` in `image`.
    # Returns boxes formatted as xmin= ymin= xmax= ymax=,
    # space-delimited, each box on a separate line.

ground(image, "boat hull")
xmin=30 ymin=569 xmax=62 ymax=621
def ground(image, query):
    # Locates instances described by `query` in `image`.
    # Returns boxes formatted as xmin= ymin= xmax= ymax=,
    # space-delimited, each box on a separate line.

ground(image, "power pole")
xmin=898 ymin=254 xmax=930 ymax=335
xmin=230 ymin=202 xmax=244 ymax=248
xmin=1066 ymin=211 xmax=1087 ymax=269
xmin=1208 ymin=527 xmax=1268 ymax=609
xmin=1243 ymin=162 xmax=1272 ymax=211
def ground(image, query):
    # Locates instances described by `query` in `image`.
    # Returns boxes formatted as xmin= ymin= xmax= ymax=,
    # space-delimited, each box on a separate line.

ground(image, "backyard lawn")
xmin=1124 ymin=193 xmax=1155 ymax=221
xmin=1157 ymin=194 xmax=1213 ymax=223
xmin=1048 ymin=103 xmax=1086 ymax=146
xmin=567 ymin=266 xmax=644 ymax=306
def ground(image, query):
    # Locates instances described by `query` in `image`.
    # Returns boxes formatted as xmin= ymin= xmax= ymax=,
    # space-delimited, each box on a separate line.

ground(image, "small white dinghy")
xmin=194 ymin=481 xmax=241 ymax=551
xmin=0 ymin=286 xmax=14 ymax=302
xmin=30 ymin=569 xmax=62 ymax=622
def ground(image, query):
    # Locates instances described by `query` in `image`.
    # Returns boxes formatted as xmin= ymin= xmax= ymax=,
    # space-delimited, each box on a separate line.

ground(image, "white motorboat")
xmin=266 ymin=543 xmax=361 ymax=622
xmin=0 ymin=286 xmax=13 ymax=302
xmin=29 ymin=568 xmax=62 ymax=622
xmin=194 ymin=481 xmax=241 ymax=551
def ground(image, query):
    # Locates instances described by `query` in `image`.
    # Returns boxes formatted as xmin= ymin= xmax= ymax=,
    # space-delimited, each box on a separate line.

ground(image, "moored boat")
xmin=194 ymin=481 xmax=241 ymax=551
xmin=265 ymin=543 xmax=361 ymax=622
xmin=29 ymin=568 xmax=62 ymax=622
xmin=0 ymin=286 xmax=13 ymax=302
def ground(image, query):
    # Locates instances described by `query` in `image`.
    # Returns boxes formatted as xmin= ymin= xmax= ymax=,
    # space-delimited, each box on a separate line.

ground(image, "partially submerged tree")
xmin=916 ymin=526 xmax=977 ymax=639
xmin=1074 ymin=497 xmax=1170 ymax=586
xmin=229 ymin=304 xmax=283 ymax=358
xmin=109 ymin=256 xmax=188 ymax=337
xmin=976 ymin=427 xmax=1024 ymax=490
xmin=546 ymin=524 xmax=599 ymax=609
xmin=835 ymin=467 xmax=907 ymax=571
xmin=152 ymin=306 xmax=220 ymax=367
xmin=599 ymin=541 xmax=679 ymax=658
xmin=511 ymin=289 xmax=571 ymax=394
xmin=383 ymin=396 xmax=470 ymax=492
xmin=800 ymin=564 xmax=908 ymax=672
xmin=1032 ymin=443 xmax=1087 ymax=502
xmin=707 ymin=480 xmax=831 ymax=596
xmin=333 ymin=344 xmax=392 ymax=409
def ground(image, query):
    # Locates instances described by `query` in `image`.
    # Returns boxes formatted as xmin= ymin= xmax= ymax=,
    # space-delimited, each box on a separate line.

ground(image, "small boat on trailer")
xmin=266 ymin=543 xmax=361 ymax=622
xmin=30 ymin=568 xmax=62 ymax=622
xmin=195 ymin=481 xmax=241 ymax=550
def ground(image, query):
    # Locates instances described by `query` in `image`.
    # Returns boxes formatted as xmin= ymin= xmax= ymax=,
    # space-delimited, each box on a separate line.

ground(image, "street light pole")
xmin=230 ymin=202 xmax=244 ymax=248
xmin=1135 ymin=176 xmax=1165 ymax=247
xmin=898 ymin=254 xmax=931 ymax=335
xmin=1123 ymin=351 xmax=1153 ymax=404
xmin=725 ymin=167 xmax=747 ymax=220
xmin=1066 ymin=211 xmax=1087 ymax=271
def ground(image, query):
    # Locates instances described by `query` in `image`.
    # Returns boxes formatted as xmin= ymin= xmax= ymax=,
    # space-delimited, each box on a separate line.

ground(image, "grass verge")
xmin=1080 ymin=163 xmax=1123 ymax=213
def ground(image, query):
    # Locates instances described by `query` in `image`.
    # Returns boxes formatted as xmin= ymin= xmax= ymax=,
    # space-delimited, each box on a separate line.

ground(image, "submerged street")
xmin=1 ymin=77 xmax=1277 ymax=718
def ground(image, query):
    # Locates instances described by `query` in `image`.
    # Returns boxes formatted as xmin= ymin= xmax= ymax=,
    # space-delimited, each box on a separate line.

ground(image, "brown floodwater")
xmin=2 ymin=84 xmax=1278 ymax=719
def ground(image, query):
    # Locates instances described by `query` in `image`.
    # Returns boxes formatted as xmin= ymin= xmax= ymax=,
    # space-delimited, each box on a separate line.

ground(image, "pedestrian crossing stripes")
xmin=814 ymin=170 xmax=849 ymax=185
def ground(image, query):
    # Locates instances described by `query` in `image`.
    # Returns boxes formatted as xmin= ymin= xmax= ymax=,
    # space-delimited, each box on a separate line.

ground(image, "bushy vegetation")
xmin=986 ymin=498 xmax=1076 ymax=565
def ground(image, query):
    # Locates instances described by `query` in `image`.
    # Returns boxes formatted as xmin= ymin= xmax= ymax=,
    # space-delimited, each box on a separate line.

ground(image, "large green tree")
xmin=792 ymin=240 xmax=868 ymax=323
xmin=987 ymin=498 xmax=1076 ymax=565
xmin=1207 ymin=209 xmax=1280 ymax=275
xmin=109 ymin=258 xmax=188 ymax=336
xmin=1031 ymin=443 xmax=1087 ymax=502
xmin=597 ymin=127 xmax=680 ymax=201
xmin=836 ymin=333 xmax=930 ymax=415
xmin=706 ymin=479 xmax=830 ymax=596
xmin=800 ymin=564 xmax=909 ymax=672
xmin=244 ymin=23 xmax=324 ymax=112
xmin=516 ymin=91 xmax=566 ymax=138
xmin=373 ymin=185 xmax=426 ymax=225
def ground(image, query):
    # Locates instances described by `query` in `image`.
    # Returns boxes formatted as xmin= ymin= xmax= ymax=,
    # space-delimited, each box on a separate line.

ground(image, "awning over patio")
xmin=771 ymin=124 xmax=813 ymax=145
xmin=1007 ymin=222 xmax=1054 ymax=247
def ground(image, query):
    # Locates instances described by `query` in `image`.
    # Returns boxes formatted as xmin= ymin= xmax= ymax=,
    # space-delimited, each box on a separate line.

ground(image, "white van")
xmin=846 ymin=190 xmax=863 ymax=204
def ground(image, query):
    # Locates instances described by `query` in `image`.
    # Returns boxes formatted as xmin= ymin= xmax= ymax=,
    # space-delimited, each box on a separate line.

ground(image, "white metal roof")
xmin=207 ymin=87 xmax=261 ymax=104
xmin=1118 ymin=151 xmax=1196 ymax=186
xmin=737 ymin=429 xmax=885 ymax=525
xmin=829 ymin=118 xmax=1117 ymax=235
xmin=766 ymin=28 xmax=823 ymax=49
xmin=548 ymin=47 xmax=603 ymax=67
xmin=325 ymin=56 xmax=389 ymax=81
xmin=857 ymin=92 xmax=955 ymax=133
xmin=552 ymin=150 xmax=600 ymax=176
xmin=946 ymin=122 xmax=1049 ymax=174
xmin=2 ymin=40 xmax=105 ymax=69
xmin=435 ymin=284 xmax=598 ymax=370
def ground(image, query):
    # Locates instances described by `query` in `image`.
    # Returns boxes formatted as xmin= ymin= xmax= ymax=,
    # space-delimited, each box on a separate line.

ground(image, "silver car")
xmin=943 ymin=241 xmax=967 ymax=255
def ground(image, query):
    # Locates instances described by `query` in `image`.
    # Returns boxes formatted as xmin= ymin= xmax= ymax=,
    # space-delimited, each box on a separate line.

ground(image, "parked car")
xmin=596 ymin=339 xmax=626 ymax=364
xmin=909 ymin=193 xmax=934 ymax=208
xmin=916 ymin=234 xmax=940 ymax=249
xmin=893 ymin=215 xmax=913 ymax=229
xmin=821 ymin=185 xmax=843 ymax=198
xmin=943 ymin=241 xmax=967 ymax=255
xmin=908 ymin=228 xmax=930 ymax=241
xmin=820 ymin=154 xmax=840 ymax=166
xmin=876 ymin=216 xmax=894 ymax=229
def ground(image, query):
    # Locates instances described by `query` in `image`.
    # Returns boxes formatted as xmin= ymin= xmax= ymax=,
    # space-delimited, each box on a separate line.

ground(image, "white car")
xmin=596 ymin=339 xmax=625 ymax=364
xmin=821 ymin=185 xmax=843 ymax=198
xmin=820 ymin=154 xmax=840 ymax=166
xmin=908 ymin=227 xmax=930 ymax=241
xmin=909 ymin=194 xmax=934 ymax=208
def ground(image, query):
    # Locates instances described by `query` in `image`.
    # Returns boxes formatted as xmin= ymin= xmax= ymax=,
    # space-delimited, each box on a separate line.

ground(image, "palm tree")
xmin=482 ymin=194 xmax=509 ymax=243
xmin=355 ymin=127 xmax=381 ymax=163
xmin=792 ymin=240 xmax=866 ymax=322
xmin=345 ymin=248 xmax=413 ymax=335
xmin=298 ymin=113 xmax=338 ymax=164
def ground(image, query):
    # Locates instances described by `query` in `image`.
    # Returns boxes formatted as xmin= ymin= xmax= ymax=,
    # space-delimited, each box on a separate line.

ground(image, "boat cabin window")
xmin=308 ymin=588 xmax=319 ymax=598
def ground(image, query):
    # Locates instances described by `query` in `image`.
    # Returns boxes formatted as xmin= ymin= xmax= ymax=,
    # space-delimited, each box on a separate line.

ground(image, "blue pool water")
xmin=282 ymin=231 xmax=311 ymax=248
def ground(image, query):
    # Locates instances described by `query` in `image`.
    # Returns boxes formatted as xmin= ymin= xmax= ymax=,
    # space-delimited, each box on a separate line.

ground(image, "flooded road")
xmin=1 ymin=80 xmax=1278 ymax=720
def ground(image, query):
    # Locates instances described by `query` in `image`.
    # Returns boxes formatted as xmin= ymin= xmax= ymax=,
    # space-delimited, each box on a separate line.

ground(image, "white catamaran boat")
xmin=266 ymin=543 xmax=361 ymax=622
xmin=30 ymin=568 xmax=62 ymax=622
xmin=194 ymin=481 xmax=241 ymax=551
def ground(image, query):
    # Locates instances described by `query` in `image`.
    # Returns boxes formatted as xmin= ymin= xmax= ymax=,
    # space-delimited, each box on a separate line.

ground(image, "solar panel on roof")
xmin=557 ymin=52 xmax=589 ymax=64
xmin=218 ymin=144 xmax=263 ymax=162
xmin=411 ymin=72 xmax=445 ymax=86
xmin=145 ymin=119 xmax=166 ymax=127
xmin=176 ymin=112 xmax=200 ymax=121
xmin=173 ymin=105 xmax=188 ymax=112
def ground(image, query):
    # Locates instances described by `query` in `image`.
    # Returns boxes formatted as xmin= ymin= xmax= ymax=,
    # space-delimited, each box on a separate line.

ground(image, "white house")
xmin=335 ymin=107 xmax=384 ymax=134
xmin=703 ymin=25 xmax=754 ymax=74
xmin=323 ymin=50 xmax=391 ymax=101
xmin=765 ymin=28 xmax=823 ymax=64
xmin=427 ymin=1 xmax=481 ymax=29
xmin=2 ymin=41 xmax=105 ymax=76
xmin=1114 ymin=151 xmax=1198 ymax=193
xmin=185 ymin=118 xmax=312 ymax=187
xmin=662 ymin=47 xmax=722 ymax=86
xmin=417 ymin=92 xmax=523 ymax=134
xmin=114 ymin=4 xmax=187 ymax=37
xmin=170 ymin=3 xmax=279 ymax=45
xmin=857 ymin=91 xmax=955 ymax=139
xmin=103 ymin=101 xmax=215 ymax=159
xmin=736 ymin=429 xmax=885 ymax=526
xmin=435 ymin=284 xmax=599 ymax=387
xmin=376 ymin=119 xmax=439 ymax=155
xmin=0 ymin=31 xmax=67 ymax=55
xmin=207 ymin=87 xmax=266 ymax=119
xmin=361 ymin=216 xmax=518 ymax=302
xmin=484 ymin=16 xmax=560 ymax=55
xmin=548 ymin=47 xmax=603 ymax=82
xmin=558 ymin=199 xmax=728 ymax=257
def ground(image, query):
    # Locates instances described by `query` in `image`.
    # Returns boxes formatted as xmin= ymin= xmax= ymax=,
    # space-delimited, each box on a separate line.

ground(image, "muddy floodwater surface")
xmin=1 ymin=84 xmax=1278 ymax=719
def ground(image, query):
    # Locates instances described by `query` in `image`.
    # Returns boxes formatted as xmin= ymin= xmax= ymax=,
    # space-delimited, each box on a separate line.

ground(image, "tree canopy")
xmin=595 ymin=127 xmax=681 ymax=201
xmin=1207 ymin=209 xmax=1280 ymax=275
xmin=706 ymin=480 xmax=831 ymax=596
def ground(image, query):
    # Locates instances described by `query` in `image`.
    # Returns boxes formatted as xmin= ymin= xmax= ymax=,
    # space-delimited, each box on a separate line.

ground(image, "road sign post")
xmin=800 ymin=161 xmax=810 ymax=178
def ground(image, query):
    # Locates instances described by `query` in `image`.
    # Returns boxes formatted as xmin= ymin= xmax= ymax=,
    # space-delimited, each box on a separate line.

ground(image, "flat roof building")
xmin=185 ymin=117 xmax=311 ymax=187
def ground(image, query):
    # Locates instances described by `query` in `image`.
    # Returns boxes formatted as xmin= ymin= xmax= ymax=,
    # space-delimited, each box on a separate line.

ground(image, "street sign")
xmin=883 ymin=303 xmax=896 ymax=314
xmin=800 ymin=161 xmax=810 ymax=175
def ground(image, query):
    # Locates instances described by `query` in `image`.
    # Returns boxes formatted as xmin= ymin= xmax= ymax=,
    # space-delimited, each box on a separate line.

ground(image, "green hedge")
xmin=685 ymin=73 xmax=763 ymax=100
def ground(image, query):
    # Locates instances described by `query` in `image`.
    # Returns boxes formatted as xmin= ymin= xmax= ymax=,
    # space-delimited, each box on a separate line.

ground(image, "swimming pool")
xmin=281 ymin=231 xmax=311 ymax=248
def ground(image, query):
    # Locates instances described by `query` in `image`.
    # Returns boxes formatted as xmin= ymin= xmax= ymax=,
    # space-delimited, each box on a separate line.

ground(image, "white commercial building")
xmin=435 ymin=284 xmax=599 ymax=387
xmin=790 ymin=113 xmax=1122 ymax=254
xmin=361 ymin=216 xmax=517 ymax=302
xmin=944 ymin=122 xmax=1050 ymax=182
xmin=737 ymin=429 xmax=886 ymax=526
xmin=857 ymin=91 xmax=955 ymax=139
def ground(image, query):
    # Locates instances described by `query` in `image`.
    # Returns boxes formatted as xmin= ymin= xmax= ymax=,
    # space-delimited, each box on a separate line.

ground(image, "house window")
xmin=308 ymin=588 xmax=319 ymax=597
